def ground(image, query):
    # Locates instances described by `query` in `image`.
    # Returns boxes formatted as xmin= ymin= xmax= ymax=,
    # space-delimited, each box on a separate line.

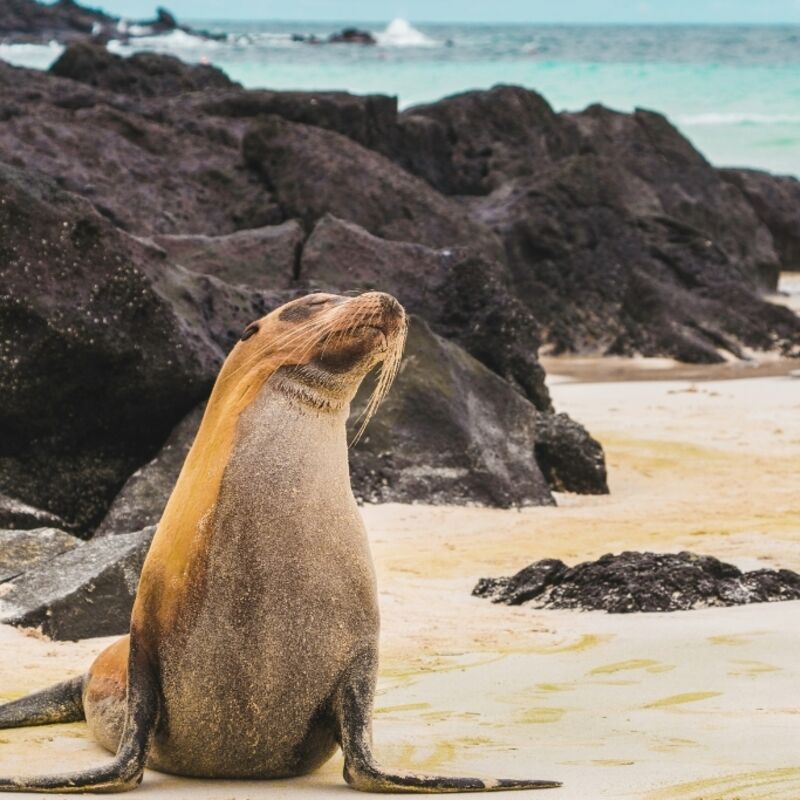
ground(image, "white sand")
xmin=1 ymin=365 xmax=799 ymax=798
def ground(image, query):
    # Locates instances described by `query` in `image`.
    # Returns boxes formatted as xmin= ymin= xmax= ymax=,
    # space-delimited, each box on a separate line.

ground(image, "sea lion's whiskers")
xmin=350 ymin=313 xmax=407 ymax=445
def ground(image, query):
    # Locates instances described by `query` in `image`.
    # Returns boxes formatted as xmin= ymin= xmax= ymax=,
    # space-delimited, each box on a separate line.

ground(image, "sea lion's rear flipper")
xmin=336 ymin=652 xmax=561 ymax=794
xmin=0 ymin=676 xmax=85 ymax=729
xmin=0 ymin=639 xmax=158 ymax=794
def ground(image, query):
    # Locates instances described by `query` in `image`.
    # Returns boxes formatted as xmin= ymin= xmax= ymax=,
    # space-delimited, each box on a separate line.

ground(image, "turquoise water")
xmin=3 ymin=20 xmax=799 ymax=176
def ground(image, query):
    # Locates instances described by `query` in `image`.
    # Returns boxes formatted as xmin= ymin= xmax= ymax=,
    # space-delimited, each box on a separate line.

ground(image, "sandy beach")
xmin=1 ymin=361 xmax=799 ymax=799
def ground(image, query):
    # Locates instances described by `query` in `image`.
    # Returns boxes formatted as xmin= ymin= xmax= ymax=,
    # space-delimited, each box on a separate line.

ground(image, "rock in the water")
xmin=0 ymin=0 xmax=218 ymax=45
xmin=50 ymin=43 xmax=236 ymax=97
xmin=0 ymin=493 xmax=70 ymax=531
xmin=149 ymin=220 xmax=303 ymax=289
xmin=720 ymin=168 xmax=800 ymax=272
xmin=348 ymin=317 xmax=554 ymax=507
xmin=0 ymin=0 xmax=117 ymax=44
xmin=474 ymin=551 xmax=800 ymax=612
xmin=0 ymin=528 xmax=80 ymax=583
xmin=327 ymin=27 xmax=376 ymax=45
xmin=0 ymin=527 xmax=154 ymax=640
xmin=96 ymin=405 xmax=204 ymax=536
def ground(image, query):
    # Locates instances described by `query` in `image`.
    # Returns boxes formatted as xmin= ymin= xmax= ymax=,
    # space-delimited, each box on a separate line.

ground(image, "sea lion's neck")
xmin=269 ymin=367 xmax=354 ymax=415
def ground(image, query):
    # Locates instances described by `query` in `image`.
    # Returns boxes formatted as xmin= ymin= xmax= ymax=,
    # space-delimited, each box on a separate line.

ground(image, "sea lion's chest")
xmin=150 ymin=386 xmax=378 ymax=775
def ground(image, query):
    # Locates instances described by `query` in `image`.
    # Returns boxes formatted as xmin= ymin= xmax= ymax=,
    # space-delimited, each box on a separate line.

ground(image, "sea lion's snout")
xmin=346 ymin=291 xmax=406 ymax=341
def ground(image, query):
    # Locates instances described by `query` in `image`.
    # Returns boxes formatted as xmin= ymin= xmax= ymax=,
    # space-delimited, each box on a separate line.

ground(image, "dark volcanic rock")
xmin=0 ymin=528 xmax=79 ymax=583
xmin=0 ymin=0 xmax=116 ymax=44
xmin=242 ymin=115 xmax=503 ymax=260
xmin=95 ymin=404 xmax=203 ymax=536
xmin=533 ymin=413 xmax=607 ymax=494
xmin=348 ymin=317 xmax=554 ymax=507
xmin=327 ymin=27 xmax=376 ymax=45
xmin=470 ymin=154 xmax=800 ymax=361
xmin=0 ymin=0 xmax=218 ymax=45
xmin=0 ymin=492 xmax=70 ymax=531
xmin=0 ymin=527 xmax=154 ymax=640
xmin=474 ymin=551 xmax=800 ymax=612
xmin=149 ymin=220 xmax=303 ymax=289
xmin=50 ymin=42 xmax=236 ymax=97
xmin=720 ymin=169 xmax=800 ymax=272
xmin=401 ymin=84 xmax=579 ymax=195
xmin=0 ymin=164 xmax=216 ymax=533
xmin=197 ymin=89 xmax=397 ymax=153
xmin=568 ymin=106 xmax=779 ymax=289
xmin=301 ymin=214 xmax=551 ymax=410
xmin=0 ymin=59 xmax=273 ymax=235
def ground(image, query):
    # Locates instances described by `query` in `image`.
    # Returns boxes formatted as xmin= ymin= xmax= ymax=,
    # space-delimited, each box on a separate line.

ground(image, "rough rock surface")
xmin=0 ymin=59 xmax=274 ymax=236
xmin=0 ymin=0 xmax=117 ymax=44
xmin=242 ymin=114 xmax=503 ymax=261
xmin=720 ymin=168 xmax=800 ymax=272
xmin=348 ymin=317 xmax=555 ymax=507
xmin=0 ymin=527 xmax=154 ymax=640
xmin=0 ymin=58 xmax=796 ymax=364
xmin=149 ymin=220 xmax=302 ymax=289
xmin=95 ymin=404 xmax=203 ymax=536
xmin=300 ymin=214 xmax=551 ymax=410
xmin=473 ymin=551 xmax=800 ymax=612
xmin=532 ymin=414 xmax=607 ymax=494
xmin=0 ymin=528 xmax=79 ymax=583
xmin=0 ymin=493 xmax=70 ymax=531
xmin=50 ymin=43 xmax=237 ymax=97
xmin=0 ymin=163 xmax=218 ymax=533
xmin=0 ymin=0 xmax=217 ymax=45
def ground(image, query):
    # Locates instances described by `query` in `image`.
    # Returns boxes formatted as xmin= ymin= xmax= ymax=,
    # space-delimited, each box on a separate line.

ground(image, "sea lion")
xmin=0 ymin=291 xmax=560 ymax=794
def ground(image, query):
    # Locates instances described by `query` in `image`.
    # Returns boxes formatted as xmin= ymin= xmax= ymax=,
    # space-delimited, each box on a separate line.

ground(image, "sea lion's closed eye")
xmin=240 ymin=323 xmax=259 ymax=341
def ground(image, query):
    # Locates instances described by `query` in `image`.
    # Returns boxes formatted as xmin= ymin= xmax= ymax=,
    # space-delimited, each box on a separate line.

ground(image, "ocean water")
xmin=2 ymin=19 xmax=799 ymax=177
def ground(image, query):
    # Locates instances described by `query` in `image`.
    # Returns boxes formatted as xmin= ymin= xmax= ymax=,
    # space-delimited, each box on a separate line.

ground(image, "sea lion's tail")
xmin=0 ymin=676 xmax=85 ymax=729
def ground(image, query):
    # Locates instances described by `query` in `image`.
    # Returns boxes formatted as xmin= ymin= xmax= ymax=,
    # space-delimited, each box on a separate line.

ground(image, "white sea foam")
xmin=374 ymin=18 xmax=436 ymax=47
xmin=678 ymin=112 xmax=800 ymax=126
xmin=0 ymin=41 xmax=63 ymax=69
xmin=108 ymin=28 xmax=223 ymax=55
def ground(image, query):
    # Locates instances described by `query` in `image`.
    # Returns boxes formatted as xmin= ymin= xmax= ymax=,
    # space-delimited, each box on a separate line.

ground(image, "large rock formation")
xmin=50 ymin=42 xmax=236 ymax=96
xmin=0 ymin=0 xmax=219 ymax=45
xmin=0 ymin=58 xmax=275 ymax=235
xmin=0 ymin=163 xmax=215 ymax=533
xmin=720 ymin=169 xmax=800 ymax=272
xmin=349 ymin=318 xmax=556 ymax=508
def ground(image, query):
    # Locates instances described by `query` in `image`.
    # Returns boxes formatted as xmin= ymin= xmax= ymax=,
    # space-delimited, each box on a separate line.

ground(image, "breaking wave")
xmin=374 ymin=18 xmax=437 ymax=47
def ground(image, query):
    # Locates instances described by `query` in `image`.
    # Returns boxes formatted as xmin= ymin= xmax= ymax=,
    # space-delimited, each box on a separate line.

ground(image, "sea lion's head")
xmin=223 ymin=291 xmax=407 ymax=437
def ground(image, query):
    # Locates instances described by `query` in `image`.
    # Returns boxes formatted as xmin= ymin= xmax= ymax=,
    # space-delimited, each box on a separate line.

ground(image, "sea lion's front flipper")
xmin=0 ymin=638 xmax=158 ymax=794
xmin=336 ymin=651 xmax=561 ymax=794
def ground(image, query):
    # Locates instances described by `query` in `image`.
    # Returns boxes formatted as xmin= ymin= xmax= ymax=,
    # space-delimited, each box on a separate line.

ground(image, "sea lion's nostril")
xmin=379 ymin=294 xmax=403 ymax=317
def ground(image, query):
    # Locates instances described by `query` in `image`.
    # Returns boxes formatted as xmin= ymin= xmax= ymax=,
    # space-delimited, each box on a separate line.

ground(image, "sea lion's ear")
xmin=240 ymin=322 xmax=259 ymax=341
